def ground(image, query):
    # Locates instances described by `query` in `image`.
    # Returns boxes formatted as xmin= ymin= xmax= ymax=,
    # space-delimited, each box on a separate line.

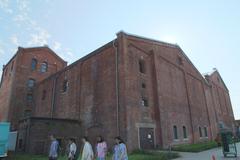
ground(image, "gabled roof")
xmin=204 ymin=68 xmax=229 ymax=91
xmin=21 ymin=46 xmax=67 ymax=64
xmin=3 ymin=46 xmax=67 ymax=70
xmin=120 ymin=31 xmax=207 ymax=82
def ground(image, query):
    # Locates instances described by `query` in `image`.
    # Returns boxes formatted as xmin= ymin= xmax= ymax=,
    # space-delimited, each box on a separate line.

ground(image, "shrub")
xmin=172 ymin=141 xmax=218 ymax=152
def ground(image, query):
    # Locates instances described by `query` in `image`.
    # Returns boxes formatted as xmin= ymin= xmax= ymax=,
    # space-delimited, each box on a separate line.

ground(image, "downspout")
xmin=51 ymin=76 xmax=58 ymax=118
xmin=183 ymin=72 xmax=195 ymax=143
xmin=201 ymin=81 xmax=213 ymax=140
xmin=113 ymin=39 xmax=120 ymax=136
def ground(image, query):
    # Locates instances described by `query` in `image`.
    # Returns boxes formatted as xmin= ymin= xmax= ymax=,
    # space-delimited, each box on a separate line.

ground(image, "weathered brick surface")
xmin=0 ymin=47 xmax=66 ymax=130
xmin=0 ymin=32 xmax=235 ymax=153
xmin=18 ymin=117 xmax=82 ymax=154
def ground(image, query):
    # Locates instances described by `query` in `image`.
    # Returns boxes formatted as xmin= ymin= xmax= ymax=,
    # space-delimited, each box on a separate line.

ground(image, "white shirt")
xmin=81 ymin=142 xmax=94 ymax=160
xmin=68 ymin=142 xmax=77 ymax=158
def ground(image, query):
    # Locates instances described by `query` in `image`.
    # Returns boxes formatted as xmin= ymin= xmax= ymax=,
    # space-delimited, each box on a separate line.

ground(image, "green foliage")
xmin=8 ymin=150 xmax=180 ymax=160
xmin=172 ymin=141 xmax=218 ymax=152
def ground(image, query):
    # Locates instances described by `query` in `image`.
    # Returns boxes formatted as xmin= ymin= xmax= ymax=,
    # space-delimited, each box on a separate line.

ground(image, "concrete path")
xmin=174 ymin=143 xmax=239 ymax=160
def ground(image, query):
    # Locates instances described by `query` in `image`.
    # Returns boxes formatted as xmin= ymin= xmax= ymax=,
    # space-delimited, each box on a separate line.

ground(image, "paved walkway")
xmin=174 ymin=143 xmax=240 ymax=160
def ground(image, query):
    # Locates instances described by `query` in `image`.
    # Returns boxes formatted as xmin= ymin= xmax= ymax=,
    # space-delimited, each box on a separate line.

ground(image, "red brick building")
xmin=0 ymin=32 xmax=235 ymax=154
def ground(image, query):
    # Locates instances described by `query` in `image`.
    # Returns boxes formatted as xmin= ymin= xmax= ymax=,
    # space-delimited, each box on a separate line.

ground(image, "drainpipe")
xmin=183 ymin=72 xmax=195 ymax=143
xmin=113 ymin=39 xmax=120 ymax=136
xmin=51 ymin=76 xmax=58 ymax=118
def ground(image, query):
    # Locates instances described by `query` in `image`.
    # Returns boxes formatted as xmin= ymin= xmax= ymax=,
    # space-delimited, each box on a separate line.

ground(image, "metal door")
xmin=139 ymin=127 xmax=155 ymax=149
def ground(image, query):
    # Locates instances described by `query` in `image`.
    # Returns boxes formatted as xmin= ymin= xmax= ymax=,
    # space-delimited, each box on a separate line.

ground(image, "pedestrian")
xmin=95 ymin=136 xmax=107 ymax=160
xmin=49 ymin=135 xmax=59 ymax=160
xmin=68 ymin=138 xmax=77 ymax=160
xmin=81 ymin=136 xmax=94 ymax=160
xmin=112 ymin=136 xmax=128 ymax=160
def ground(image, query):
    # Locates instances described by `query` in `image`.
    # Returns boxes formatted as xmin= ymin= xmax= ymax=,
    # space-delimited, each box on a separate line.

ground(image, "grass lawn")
xmin=171 ymin=141 xmax=218 ymax=152
xmin=7 ymin=150 xmax=180 ymax=160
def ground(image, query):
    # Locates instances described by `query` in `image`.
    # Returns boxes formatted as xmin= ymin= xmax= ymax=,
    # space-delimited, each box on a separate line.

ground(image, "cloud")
xmin=0 ymin=0 xmax=13 ymax=14
xmin=16 ymin=0 xmax=29 ymax=12
xmin=0 ymin=0 xmax=73 ymax=64
xmin=27 ymin=30 xmax=51 ymax=46
xmin=53 ymin=41 xmax=61 ymax=50
xmin=66 ymin=51 xmax=73 ymax=57
xmin=10 ymin=35 xmax=19 ymax=46
xmin=13 ymin=13 xmax=28 ymax=23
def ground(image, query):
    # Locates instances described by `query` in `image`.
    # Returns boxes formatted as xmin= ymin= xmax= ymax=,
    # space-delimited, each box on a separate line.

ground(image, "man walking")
xmin=49 ymin=135 xmax=59 ymax=160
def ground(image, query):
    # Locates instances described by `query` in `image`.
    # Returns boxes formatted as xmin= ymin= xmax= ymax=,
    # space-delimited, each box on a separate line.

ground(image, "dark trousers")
xmin=49 ymin=157 xmax=57 ymax=160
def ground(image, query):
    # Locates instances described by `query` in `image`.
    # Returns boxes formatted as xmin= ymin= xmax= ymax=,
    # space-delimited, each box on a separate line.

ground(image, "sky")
xmin=0 ymin=0 xmax=239 ymax=118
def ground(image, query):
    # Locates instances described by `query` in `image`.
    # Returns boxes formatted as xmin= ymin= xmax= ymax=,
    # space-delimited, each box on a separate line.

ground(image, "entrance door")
xmin=139 ymin=127 xmax=155 ymax=149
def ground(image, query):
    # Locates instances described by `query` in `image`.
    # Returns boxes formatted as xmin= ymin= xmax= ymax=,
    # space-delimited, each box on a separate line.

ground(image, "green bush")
xmin=172 ymin=141 xmax=218 ymax=152
xmin=8 ymin=150 xmax=180 ymax=160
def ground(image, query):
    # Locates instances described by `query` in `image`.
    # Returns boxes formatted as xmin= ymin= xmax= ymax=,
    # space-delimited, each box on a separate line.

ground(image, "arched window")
xmin=173 ymin=125 xmax=178 ymax=139
xmin=40 ymin=62 xmax=48 ymax=73
xmin=27 ymin=78 xmax=35 ymax=88
xmin=204 ymin=127 xmax=208 ymax=137
xmin=31 ymin=58 xmax=37 ymax=70
xmin=183 ymin=126 xmax=187 ymax=139
xmin=62 ymin=80 xmax=69 ymax=92
xmin=141 ymin=97 xmax=148 ymax=107
xmin=199 ymin=127 xmax=202 ymax=137
xmin=139 ymin=59 xmax=146 ymax=74
xmin=27 ymin=93 xmax=33 ymax=102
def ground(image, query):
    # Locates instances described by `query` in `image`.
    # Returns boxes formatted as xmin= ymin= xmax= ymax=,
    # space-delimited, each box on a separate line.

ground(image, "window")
xmin=62 ymin=80 xmax=69 ymax=92
xmin=139 ymin=60 xmax=146 ymax=73
xmin=42 ymin=90 xmax=46 ymax=100
xmin=199 ymin=127 xmax=202 ymax=137
xmin=27 ymin=94 xmax=33 ymax=102
xmin=40 ymin=62 xmax=48 ymax=73
xmin=31 ymin=58 xmax=37 ymax=70
xmin=204 ymin=127 xmax=208 ymax=137
xmin=142 ymin=83 xmax=146 ymax=88
xmin=177 ymin=56 xmax=183 ymax=65
xmin=27 ymin=79 xmax=35 ymax=88
xmin=183 ymin=126 xmax=187 ymax=139
xmin=173 ymin=125 xmax=178 ymax=139
xmin=141 ymin=98 xmax=148 ymax=107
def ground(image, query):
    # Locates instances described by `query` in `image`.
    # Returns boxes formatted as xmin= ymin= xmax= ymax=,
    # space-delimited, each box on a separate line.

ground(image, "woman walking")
xmin=95 ymin=136 xmax=108 ymax=160
xmin=68 ymin=138 xmax=77 ymax=160
xmin=112 ymin=137 xmax=128 ymax=160
xmin=81 ymin=136 xmax=94 ymax=160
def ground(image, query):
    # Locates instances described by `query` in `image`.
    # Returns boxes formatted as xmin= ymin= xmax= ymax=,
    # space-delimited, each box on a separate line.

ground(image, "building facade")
xmin=0 ymin=32 xmax=235 ymax=154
